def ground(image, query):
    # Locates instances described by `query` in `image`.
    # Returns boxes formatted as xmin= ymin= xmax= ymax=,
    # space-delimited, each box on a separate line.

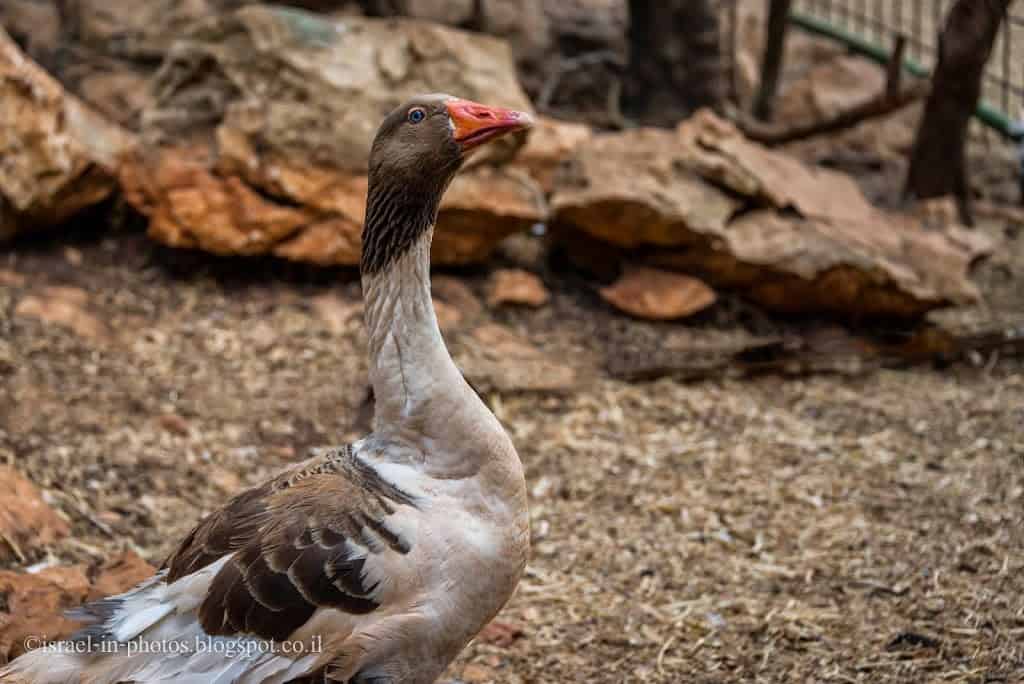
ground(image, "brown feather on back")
xmin=162 ymin=446 xmax=417 ymax=642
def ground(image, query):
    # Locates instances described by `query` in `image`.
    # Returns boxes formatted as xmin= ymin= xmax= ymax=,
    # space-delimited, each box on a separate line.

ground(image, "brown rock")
xmin=372 ymin=0 xmax=475 ymax=25
xmin=50 ymin=0 xmax=222 ymax=126
xmin=454 ymin=323 xmax=576 ymax=393
xmin=487 ymin=269 xmax=550 ymax=308
xmin=676 ymin=110 xmax=877 ymax=223
xmin=599 ymin=266 xmax=716 ymax=320
xmin=376 ymin=0 xmax=551 ymax=65
xmin=552 ymin=127 xmax=740 ymax=248
xmin=0 ymin=28 xmax=135 ymax=241
xmin=0 ymin=467 xmax=69 ymax=563
xmin=513 ymin=115 xmax=593 ymax=194
xmin=0 ymin=565 xmax=89 ymax=661
xmin=15 ymin=287 xmax=108 ymax=342
xmin=435 ymin=167 xmax=546 ymax=266
xmin=122 ymin=6 xmax=539 ymax=267
xmin=553 ymin=110 xmax=991 ymax=318
xmin=87 ymin=551 xmax=155 ymax=601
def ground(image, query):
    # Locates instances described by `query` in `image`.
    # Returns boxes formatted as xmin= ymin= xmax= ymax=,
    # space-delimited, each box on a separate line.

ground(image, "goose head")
xmin=361 ymin=94 xmax=533 ymax=276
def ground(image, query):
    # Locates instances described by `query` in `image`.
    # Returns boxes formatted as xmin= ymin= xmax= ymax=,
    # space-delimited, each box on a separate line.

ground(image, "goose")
xmin=1 ymin=94 xmax=534 ymax=684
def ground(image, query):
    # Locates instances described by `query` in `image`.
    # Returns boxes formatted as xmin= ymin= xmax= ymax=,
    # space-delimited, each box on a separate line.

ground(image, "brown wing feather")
xmin=161 ymin=446 xmax=416 ymax=642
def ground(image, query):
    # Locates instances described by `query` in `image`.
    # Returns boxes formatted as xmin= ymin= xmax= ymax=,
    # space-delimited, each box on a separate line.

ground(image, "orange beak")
xmin=447 ymin=99 xmax=533 ymax=151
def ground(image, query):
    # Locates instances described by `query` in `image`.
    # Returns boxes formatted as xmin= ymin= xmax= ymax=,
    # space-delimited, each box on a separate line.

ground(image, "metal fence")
xmin=798 ymin=0 xmax=1022 ymax=123
xmin=724 ymin=0 xmax=1024 ymax=137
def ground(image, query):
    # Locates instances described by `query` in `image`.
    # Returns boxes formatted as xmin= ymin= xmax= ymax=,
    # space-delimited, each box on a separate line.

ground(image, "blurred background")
xmin=1 ymin=1 xmax=1023 ymax=682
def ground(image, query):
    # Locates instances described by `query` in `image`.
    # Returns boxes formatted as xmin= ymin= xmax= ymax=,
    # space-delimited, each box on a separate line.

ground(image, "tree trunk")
xmin=752 ymin=0 xmax=792 ymax=121
xmin=625 ymin=0 xmax=724 ymax=126
xmin=905 ymin=0 xmax=1011 ymax=225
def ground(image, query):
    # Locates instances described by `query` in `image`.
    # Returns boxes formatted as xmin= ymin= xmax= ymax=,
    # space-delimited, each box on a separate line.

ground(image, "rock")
xmin=371 ymin=0 xmax=478 ymax=25
xmin=552 ymin=110 xmax=992 ymax=318
xmin=14 ymin=287 xmax=109 ymax=342
xmin=87 ymin=551 xmax=155 ymax=601
xmin=487 ymin=269 xmax=550 ymax=308
xmin=434 ymin=167 xmax=546 ymax=266
xmin=552 ymin=127 xmax=741 ymax=248
xmin=454 ymin=323 xmax=576 ymax=393
xmin=0 ymin=565 xmax=90 ymax=661
xmin=48 ymin=0 xmax=225 ymax=127
xmin=479 ymin=0 xmax=551 ymax=66
xmin=513 ymin=116 xmax=593 ymax=194
xmin=599 ymin=266 xmax=716 ymax=320
xmin=0 ymin=28 xmax=134 ymax=241
xmin=121 ymin=6 xmax=539 ymax=267
xmin=368 ymin=0 xmax=552 ymax=68
xmin=0 ymin=467 xmax=69 ymax=563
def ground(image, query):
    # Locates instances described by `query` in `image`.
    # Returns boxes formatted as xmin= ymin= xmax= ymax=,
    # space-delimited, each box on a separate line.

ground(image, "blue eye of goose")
xmin=408 ymin=108 xmax=426 ymax=124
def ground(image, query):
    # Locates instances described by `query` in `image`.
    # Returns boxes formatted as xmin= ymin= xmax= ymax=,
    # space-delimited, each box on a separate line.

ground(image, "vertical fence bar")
xmin=912 ymin=0 xmax=922 ymax=64
xmin=754 ymin=0 xmax=794 ymax=121
xmin=1002 ymin=13 xmax=1011 ymax=116
xmin=727 ymin=0 xmax=739 ymax=105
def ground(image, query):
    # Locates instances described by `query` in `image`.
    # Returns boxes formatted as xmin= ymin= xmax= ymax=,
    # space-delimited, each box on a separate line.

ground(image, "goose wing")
xmin=161 ymin=445 xmax=417 ymax=643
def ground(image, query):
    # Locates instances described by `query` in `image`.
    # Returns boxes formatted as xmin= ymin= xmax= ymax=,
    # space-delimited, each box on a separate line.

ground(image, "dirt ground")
xmin=1 ymin=219 xmax=1023 ymax=684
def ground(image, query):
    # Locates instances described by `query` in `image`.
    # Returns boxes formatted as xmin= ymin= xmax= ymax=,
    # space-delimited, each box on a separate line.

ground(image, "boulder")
xmin=0 ymin=28 xmax=134 ymax=242
xmin=367 ymin=0 xmax=551 ymax=65
xmin=121 ymin=6 xmax=543 ymax=266
xmin=552 ymin=110 xmax=991 ymax=318
xmin=512 ymin=115 xmax=592 ymax=194
xmin=551 ymin=127 xmax=741 ymax=248
xmin=21 ymin=0 xmax=352 ymax=127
